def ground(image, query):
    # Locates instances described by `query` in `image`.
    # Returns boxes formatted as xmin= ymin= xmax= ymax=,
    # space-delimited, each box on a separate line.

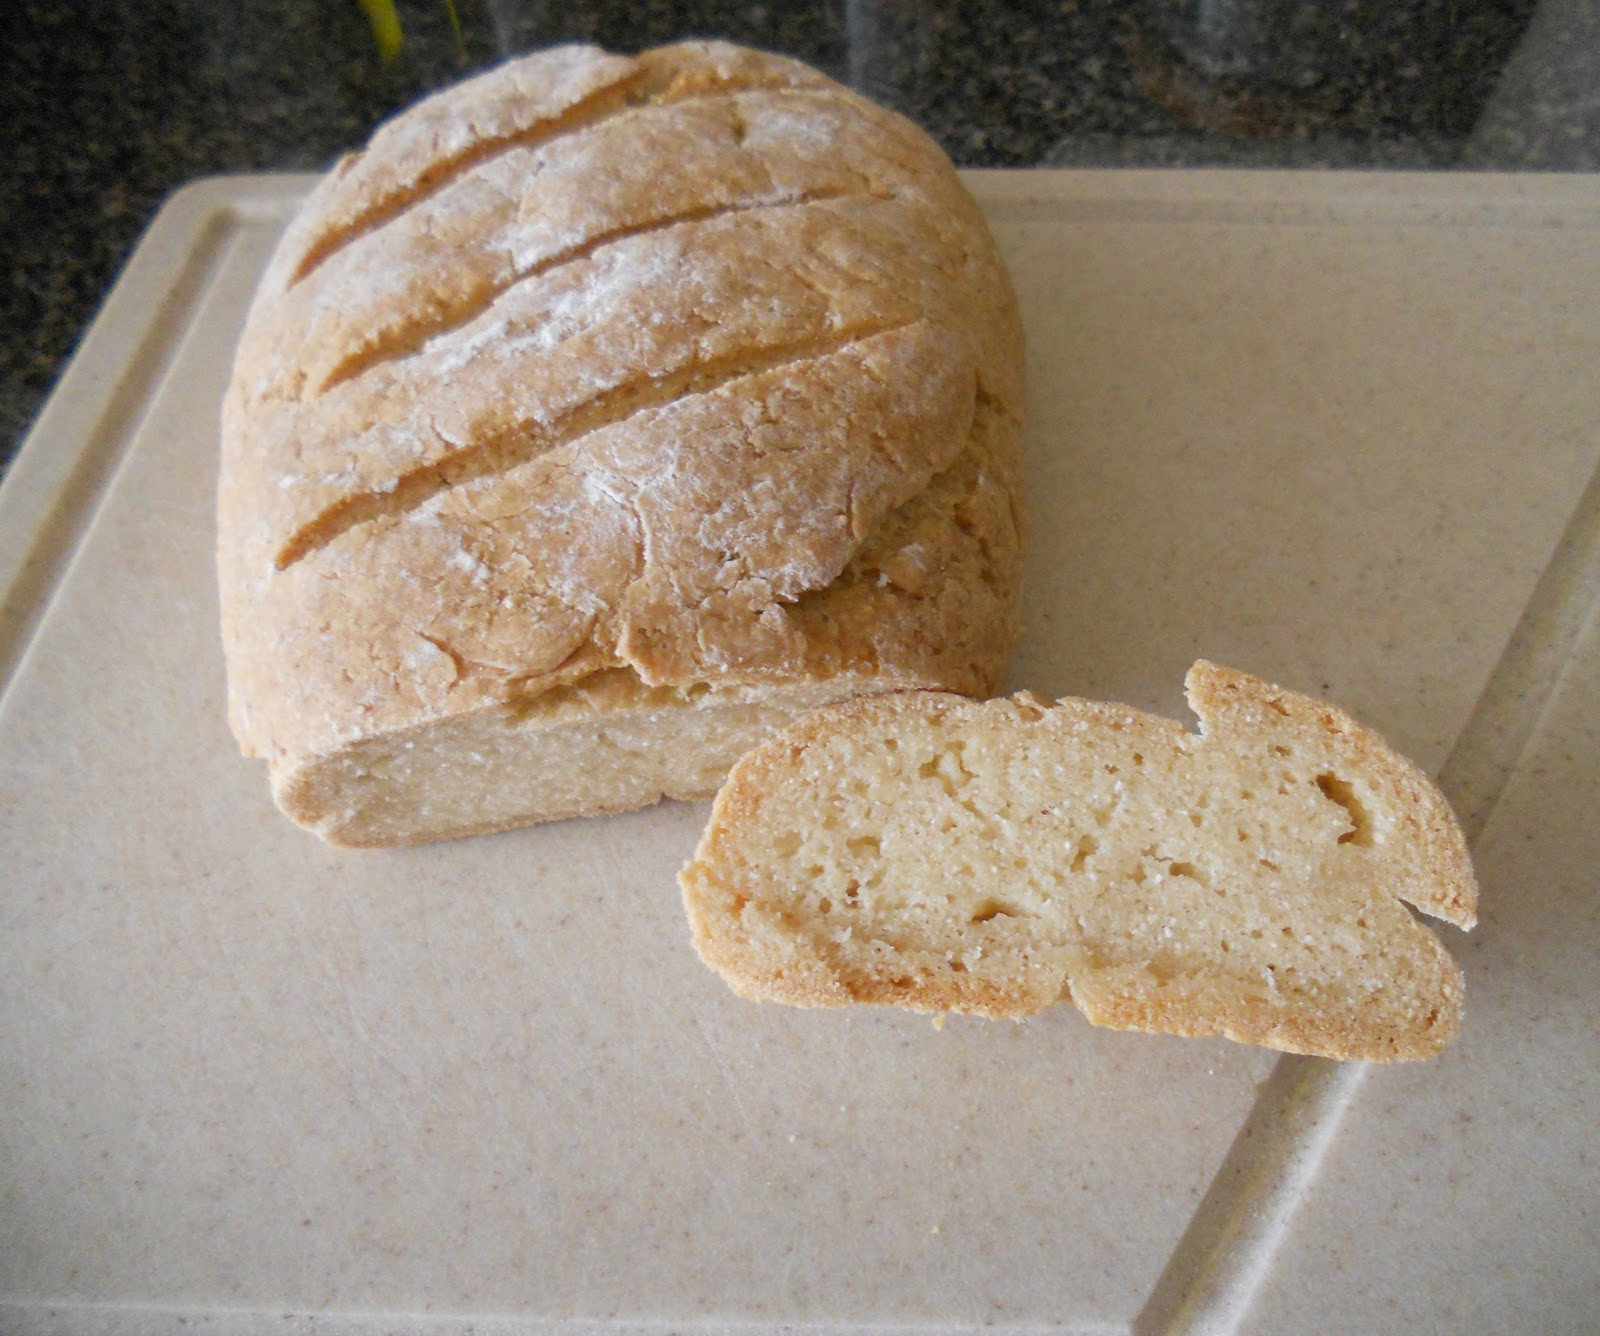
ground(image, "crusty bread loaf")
xmin=217 ymin=41 xmax=1024 ymax=846
xmin=680 ymin=662 xmax=1478 ymax=1060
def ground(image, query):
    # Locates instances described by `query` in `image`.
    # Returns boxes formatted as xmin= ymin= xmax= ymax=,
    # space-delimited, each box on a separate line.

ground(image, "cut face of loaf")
xmin=680 ymin=663 xmax=1479 ymax=1061
xmin=217 ymin=41 xmax=1024 ymax=845
xmin=278 ymin=671 xmax=873 ymax=847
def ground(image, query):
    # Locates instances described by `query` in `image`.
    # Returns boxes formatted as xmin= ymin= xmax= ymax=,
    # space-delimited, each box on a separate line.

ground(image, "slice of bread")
xmin=680 ymin=662 xmax=1478 ymax=1060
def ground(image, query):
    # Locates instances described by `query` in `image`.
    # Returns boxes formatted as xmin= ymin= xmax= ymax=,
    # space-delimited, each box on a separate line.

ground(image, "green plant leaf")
xmin=358 ymin=0 xmax=405 ymax=63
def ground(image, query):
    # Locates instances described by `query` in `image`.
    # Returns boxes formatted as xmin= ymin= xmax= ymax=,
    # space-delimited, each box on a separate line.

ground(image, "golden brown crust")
xmin=217 ymin=41 xmax=1023 ymax=842
xmin=680 ymin=664 xmax=1479 ymax=1061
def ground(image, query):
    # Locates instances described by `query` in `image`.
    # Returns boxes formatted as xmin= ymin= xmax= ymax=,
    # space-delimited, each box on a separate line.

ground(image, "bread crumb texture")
xmin=217 ymin=41 xmax=1024 ymax=844
xmin=680 ymin=662 xmax=1479 ymax=1061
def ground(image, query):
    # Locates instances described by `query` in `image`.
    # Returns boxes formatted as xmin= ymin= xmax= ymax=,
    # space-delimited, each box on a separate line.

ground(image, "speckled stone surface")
xmin=3 ymin=0 xmax=1595 ymax=475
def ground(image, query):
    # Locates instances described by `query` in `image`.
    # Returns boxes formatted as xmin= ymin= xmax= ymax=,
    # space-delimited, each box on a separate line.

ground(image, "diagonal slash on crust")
xmin=275 ymin=319 xmax=921 ymax=570
xmin=314 ymin=186 xmax=882 ymax=394
xmin=288 ymin=69 xmax=814 ymax=287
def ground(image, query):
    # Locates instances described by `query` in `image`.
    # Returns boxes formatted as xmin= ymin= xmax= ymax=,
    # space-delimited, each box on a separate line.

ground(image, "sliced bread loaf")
xmin=680 ymin=662 xmax=1478 ymax=1060
xmin=218 ymin=40 xmax=1024 ymax=846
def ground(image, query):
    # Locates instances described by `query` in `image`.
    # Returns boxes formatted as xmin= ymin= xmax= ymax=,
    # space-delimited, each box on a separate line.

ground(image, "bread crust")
xmin=217 ymin=41 xmax=1024 ymax=842
xmin=680 ymin=663 xmax=1479 ymax=1061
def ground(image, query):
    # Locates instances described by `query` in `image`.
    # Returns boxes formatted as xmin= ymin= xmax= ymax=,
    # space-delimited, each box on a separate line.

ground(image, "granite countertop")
xmin=2 ymin=0 xmax=1597 ymax=479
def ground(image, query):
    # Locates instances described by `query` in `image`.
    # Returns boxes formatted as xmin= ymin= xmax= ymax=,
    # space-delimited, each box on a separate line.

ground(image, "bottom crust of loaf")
xmin=269 ymin=670 xmax=883 ymax=847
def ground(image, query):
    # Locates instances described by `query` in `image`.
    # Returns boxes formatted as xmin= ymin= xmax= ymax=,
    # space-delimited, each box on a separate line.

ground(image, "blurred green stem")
xmin=358 ymin=0 xmax=404 ymax=63
xmin=443 ymin=0 xmax=465 ymax=52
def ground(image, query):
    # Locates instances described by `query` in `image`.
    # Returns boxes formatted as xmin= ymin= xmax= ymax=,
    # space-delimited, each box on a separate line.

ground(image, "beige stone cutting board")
xmin=1 ymin=171 xmax=1597 ymax=1335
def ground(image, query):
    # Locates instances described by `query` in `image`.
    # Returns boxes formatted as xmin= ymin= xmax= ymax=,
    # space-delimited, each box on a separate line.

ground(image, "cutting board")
xmin=2 ymin=171 xmax=1597 ymax=1335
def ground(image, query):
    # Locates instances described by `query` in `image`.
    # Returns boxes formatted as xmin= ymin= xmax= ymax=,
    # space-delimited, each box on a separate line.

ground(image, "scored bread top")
xmin=681 ymin=663 xmax=1478 ymax=1060
xmin=219 ymin=40 xmax=1024 ymax=767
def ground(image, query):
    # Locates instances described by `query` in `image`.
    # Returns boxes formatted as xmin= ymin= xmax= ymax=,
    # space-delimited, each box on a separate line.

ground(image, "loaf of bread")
xmin=680 ymin=662 xmax=1478 ymax=1060
xmin=217 ymin=41 xmax=1024 ymax=845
